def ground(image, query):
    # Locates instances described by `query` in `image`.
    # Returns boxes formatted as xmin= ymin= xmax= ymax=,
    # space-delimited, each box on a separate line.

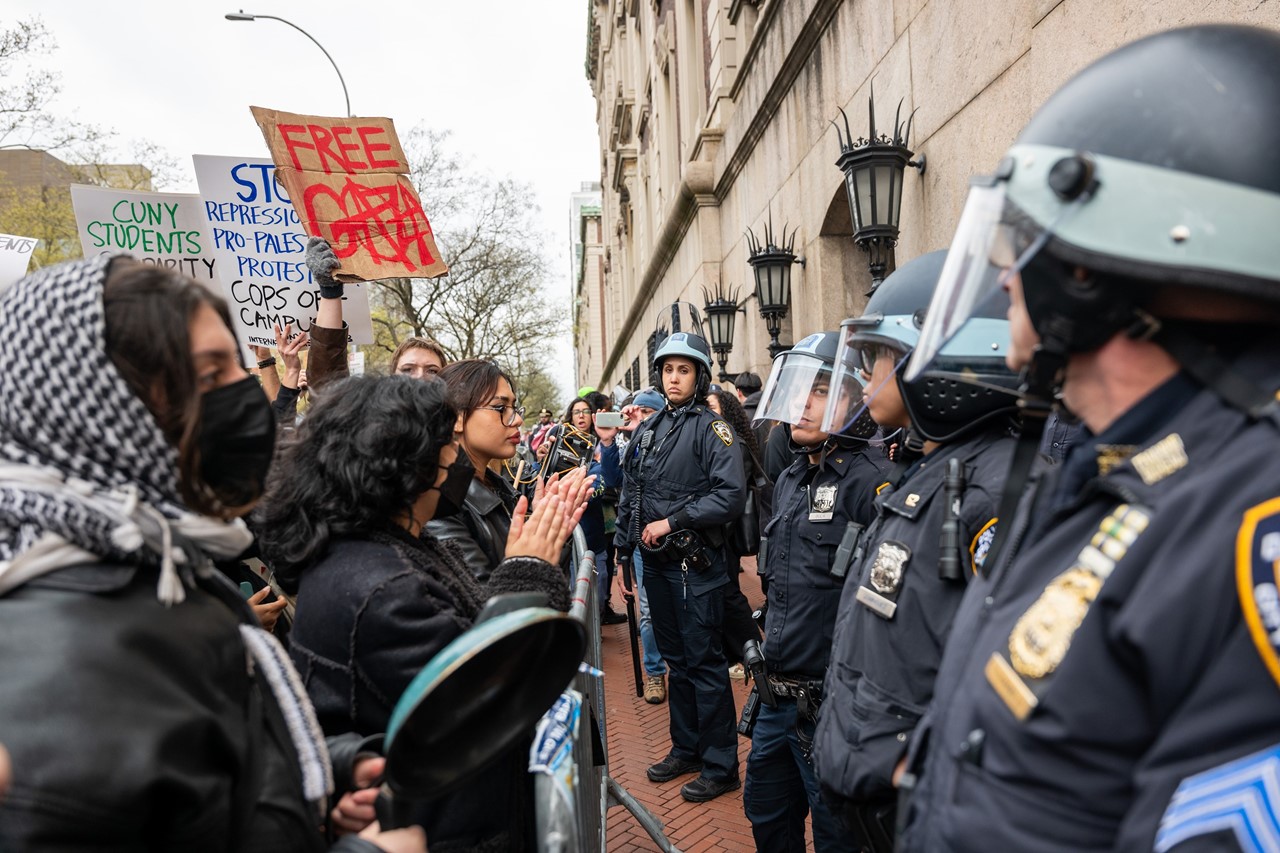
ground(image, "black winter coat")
xmin=288 ymin=526 xmax=569 ymax=853
xmin=0 ymin=562 xmax=379 ymax=853
xmin=425 ymin=472 xmax=518 ymax=582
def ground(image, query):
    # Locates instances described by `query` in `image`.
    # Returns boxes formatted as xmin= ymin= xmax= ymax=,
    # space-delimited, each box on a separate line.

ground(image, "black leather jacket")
xmin=0 ymin=561 xmax=380 ymax=853
xmin=425 ymin=472 xmax=518 ymax=581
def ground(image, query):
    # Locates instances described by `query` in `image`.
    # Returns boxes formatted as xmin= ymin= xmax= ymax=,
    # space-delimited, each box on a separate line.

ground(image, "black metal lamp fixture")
xmin=834 ymin=85 xmax=926 ymax=292
xmin=746 ymin=217 xmax=802 ymax=360
xmin=701 ymin=283 xmax=743 ymax=383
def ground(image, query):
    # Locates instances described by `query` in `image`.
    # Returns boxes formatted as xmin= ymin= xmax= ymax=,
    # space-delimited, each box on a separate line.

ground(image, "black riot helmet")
xmin=830 ymin=251 xmax=1019 ymax=443
xmin=907 ymin=25 xmax=1280 ymax=411
xmin=755 ymin=330 xmax=878 ymax=450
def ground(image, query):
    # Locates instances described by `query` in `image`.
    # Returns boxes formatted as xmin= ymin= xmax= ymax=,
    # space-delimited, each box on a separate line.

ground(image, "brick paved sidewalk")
xmin=597 ymin=563 xmax=815 ymax=853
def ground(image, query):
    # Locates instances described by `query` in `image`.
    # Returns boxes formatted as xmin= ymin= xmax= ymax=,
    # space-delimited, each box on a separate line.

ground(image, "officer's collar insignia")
xmin=904 ymin=493 xmax=921 ymax=507
xmin=1237 ymin=497 xmax=1280 ymax=691
xmin=1130 ymin=433 xmax=1188 ymax=485
xmin=812 ymin=484 xmax=837 ymax=514
xmin=970 ymin=519 xmax=998 ymax=575
xmin=987 ymin=504 xmax=1151 ymax=720
xmin=1096 ymin=444 xmax=1137 ymax=475
xmin=711 ymin=420 xmax=734 ymax=446
xmin=875 ymin=481 xmax=892 ymax=495
xmin=1155 ymin=742 xmax=1280 ymax=852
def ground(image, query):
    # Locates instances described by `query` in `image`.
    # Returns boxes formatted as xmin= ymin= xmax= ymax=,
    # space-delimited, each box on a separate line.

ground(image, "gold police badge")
xmin=1007 ymin=567 xmax=1102 ymax=679
xmin=870 ymin=541 xmax=911 ymax=595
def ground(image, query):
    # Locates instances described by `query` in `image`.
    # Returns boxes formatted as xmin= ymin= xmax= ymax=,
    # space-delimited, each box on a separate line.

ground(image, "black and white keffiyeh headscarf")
xmin=0 ymin=253 xmax=254 ymax=603
xmin=0 ymin=255 xmax=334 ymax=809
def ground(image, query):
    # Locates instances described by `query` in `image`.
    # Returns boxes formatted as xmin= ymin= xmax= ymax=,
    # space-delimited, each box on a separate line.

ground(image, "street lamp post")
xmin=833 ymin=85 xmax=926 ymax=293
xmin=746 ymin=217 xmax=802 ymax=360
xmin=225 ymin=11 xmax=352 ymax=117
xmin=701 ymin=284 xmax=742 ymax=383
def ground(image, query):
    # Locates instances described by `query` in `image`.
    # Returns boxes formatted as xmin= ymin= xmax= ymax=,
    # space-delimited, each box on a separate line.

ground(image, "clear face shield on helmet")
xmin=651 ymin=301 xmax=706 ymax=344
xmin=905 ymin=174 xmax=1089 ymax=388
xmin=756 ymin=351 xmax=864 ymax=433
xmin=822 ymin=317 xmax=913 ymax=435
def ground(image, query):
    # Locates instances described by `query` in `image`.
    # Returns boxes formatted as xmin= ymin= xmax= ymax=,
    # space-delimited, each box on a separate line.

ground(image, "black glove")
xmin=304 ymin=236 xmax=343 ymax=299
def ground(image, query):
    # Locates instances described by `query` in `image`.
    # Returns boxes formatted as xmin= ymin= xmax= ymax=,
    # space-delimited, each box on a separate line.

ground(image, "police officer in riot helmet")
xmin=811 ymin=250 xmax=1019 ymax=852
xmin=615 ymin=308 xmax=748 ymax=803
xmin=894 ymin=25 xmax=1280 ymax=852
xmin=742 ymin=330 xmax=890 ymax=852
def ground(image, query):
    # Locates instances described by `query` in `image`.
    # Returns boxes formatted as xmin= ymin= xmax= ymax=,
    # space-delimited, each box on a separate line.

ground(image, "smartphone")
xmin=594 ymin=411 xmax=625 ymax=428
xmin=240 ymin=581 xmax=255 ymax=599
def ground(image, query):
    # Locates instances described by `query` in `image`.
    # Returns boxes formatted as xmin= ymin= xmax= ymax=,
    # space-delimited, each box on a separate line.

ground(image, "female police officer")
xmin=811 ymin=251 xmax=1019 ymax=852
xmin=615 ymin=325 xmax=747 ymax=803
xmin=743 ymin=330 xmax=890 ymax=851
xmin=896 ymin=25 xmax=1280 ymax=852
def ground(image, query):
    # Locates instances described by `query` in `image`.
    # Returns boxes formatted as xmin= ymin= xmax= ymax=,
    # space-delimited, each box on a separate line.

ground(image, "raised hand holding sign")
xmin=251 ymin=106 xmax=449 ymax=283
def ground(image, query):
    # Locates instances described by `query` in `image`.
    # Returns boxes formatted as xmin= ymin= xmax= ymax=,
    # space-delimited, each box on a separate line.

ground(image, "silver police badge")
xmin=869 ymin=541 xmax=911 ymax=595
xmin=810 ymin=483 xmax=837 ymax=521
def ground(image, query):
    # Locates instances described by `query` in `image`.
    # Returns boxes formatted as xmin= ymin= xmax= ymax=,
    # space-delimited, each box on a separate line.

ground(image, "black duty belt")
xmin=767 ymin=673 xmax=823 ymax=700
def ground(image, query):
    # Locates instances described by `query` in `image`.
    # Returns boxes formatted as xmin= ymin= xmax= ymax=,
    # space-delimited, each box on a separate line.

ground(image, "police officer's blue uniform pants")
xmin=643 ymin=555 xmax=738 ymax=782
xmin=744 ymin=700 xmax=857 ymax=852
xmin=632 ymin=549 xmax=666 ymax=676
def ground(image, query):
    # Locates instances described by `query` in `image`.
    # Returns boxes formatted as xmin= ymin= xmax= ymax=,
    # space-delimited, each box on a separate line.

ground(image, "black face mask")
xmin=428 ymin=451 xmax=474 ymax=520
xmin=198 ymin=376 xmax=276 ymax=508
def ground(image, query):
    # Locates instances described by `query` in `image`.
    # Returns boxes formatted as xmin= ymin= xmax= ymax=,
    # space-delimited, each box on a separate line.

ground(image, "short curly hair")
xmin=255 ymin=374 xmax=457 ymax=589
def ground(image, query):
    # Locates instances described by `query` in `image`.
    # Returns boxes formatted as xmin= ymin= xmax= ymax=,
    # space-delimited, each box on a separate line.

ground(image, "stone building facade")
xmin=583 ymin=0 xmax=1278 ymax=391
xmin=571 ymin=183 xmax=608 ymax=390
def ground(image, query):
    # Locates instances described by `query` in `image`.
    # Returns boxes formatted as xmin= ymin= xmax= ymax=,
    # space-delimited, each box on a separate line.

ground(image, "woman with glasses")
xmin=257 ymin=374 xmax=589 ymax=852
xmin=426 ymin=359 xmax=534 ymax=580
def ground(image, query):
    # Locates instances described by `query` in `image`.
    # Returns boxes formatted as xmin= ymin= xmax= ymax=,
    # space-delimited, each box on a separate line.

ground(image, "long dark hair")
xmin=711 ymin=389 xmax=760 ymax=460
xmin=255 ymin=375 xmax=457 ymax=590
xmin=563 ymin=396 xmax=596 ymax=433
xmin=102 ymin=259 xmax=239 ymax=517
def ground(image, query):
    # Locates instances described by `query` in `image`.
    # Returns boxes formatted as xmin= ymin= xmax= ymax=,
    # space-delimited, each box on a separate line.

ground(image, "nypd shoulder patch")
xmin=970 ymin=518 xmax=999 ymax=575
xmin=711 ymin=420 xmax=734 ymax=447
xmin=1156 ymin=743 xmax=1280 ymax=853
xmin=1237 ymin=497 xmax=1280 ymax=691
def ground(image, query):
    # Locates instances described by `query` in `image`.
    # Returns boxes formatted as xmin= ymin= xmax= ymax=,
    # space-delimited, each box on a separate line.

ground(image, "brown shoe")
xmin=643 ymin=675 xmax=666 ymax=704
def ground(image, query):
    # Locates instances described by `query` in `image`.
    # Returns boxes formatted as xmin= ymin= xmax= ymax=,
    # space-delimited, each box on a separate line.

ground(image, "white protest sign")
xmin=192 ymin=154 xmax=374 ymax=350
xmin=69 ymin=185 xmax=218 ymax=286
xmin=0 ymin=233 xmax=38 ymax=295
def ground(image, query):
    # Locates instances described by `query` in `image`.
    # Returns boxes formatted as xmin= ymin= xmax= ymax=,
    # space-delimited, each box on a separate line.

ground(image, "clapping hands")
xmin=505 ymin=468 xmax=595 ymax=563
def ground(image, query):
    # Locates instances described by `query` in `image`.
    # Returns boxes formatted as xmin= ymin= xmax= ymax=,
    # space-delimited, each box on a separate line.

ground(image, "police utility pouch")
xmin=829 ymin=521 xmax=864 ymax=580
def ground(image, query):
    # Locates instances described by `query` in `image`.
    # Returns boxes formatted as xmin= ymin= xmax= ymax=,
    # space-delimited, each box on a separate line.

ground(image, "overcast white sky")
xmin=7 ymin=0 xmax=600 ymax=398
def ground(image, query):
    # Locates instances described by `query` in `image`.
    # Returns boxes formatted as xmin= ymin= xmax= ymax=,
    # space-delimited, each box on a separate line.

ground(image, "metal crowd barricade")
xmin=534 ymin=528 xmax=679 ymax=852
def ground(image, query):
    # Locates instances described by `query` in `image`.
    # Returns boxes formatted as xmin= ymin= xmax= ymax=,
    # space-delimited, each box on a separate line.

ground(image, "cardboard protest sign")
xmin=0 ymin=233 xmax=38 ymax=295
xmin=193 ymin=155 xmax=376 ymax=351
xmin=70 ymin=185 xmax=219 ymax=285
xmin=250 ymin=106 xmax=448 ymax=283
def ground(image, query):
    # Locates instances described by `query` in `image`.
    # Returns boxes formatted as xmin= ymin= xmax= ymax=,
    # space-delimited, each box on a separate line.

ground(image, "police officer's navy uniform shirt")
xmin=761 ymin=446 xmax=889 ymax=677
xmin=898 ymin=350 xmax=1280 ymax=852
xmin=615 ymin=400 xmax=746 ymax=590
xmin=813 ymin=424 xmax=1016 ymax=806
